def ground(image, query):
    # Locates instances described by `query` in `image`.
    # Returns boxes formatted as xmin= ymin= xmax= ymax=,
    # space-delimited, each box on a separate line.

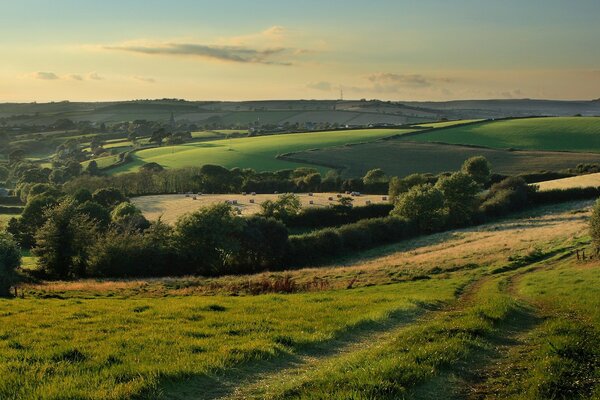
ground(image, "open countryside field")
xmin=5 ymin=200 xmax=599 ymax=399
xmin=110 ymin=129 xmax=415 ymax=174
xmin=411 ymin=119 xmax=484 ymax=128
xmin=536 ymin=171 xmax=600 ymax=191
xmin=283 ymin=140 xmax=600 ymax=178
xmin=407 ymin=117 xmax=600 ymax=152
xmin=132 ymin=193 xmax=388 ymax=224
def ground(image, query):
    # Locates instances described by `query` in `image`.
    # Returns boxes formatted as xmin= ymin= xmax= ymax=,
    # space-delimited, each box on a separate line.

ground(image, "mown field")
xmin=3 ymin=200 xmax=599 ymax=399
xmin=132 ymin=193 xmax=387 ymax=224
xmin=407 ymin=117 xmax=600 ymax=152
xmin=536 ymin=172 xmax=600 ymax=191
xmin=283 ymin=140 xmax=600 ymax=178
xmin=109 ymin=129 xmax=414 ymax=174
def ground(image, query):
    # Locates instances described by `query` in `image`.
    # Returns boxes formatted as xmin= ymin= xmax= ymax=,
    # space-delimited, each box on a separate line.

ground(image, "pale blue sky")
xmin=1 ymin=0 xmax=599 ymax=101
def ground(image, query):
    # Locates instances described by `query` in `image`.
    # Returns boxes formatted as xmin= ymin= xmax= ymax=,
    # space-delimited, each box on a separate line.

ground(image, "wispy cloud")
xmin=88 ymin=72 xmax=104 ymax=80
xmin=367 ymin=73 xmax=454 ymax=90
xmin=35 ymin=72 xmax=59 ymax=80
xmin=104 ymin=42 xmax=293 ymax=65
xmin=133 ymin=75 xmax=156 ymax=83
xmin=307 ymin=81 xmax=333 ymax=91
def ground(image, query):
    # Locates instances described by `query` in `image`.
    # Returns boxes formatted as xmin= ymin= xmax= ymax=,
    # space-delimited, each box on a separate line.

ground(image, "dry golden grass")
xmin=535 ymin=172 xmax=600 ymax=191
xmin=131 ymin=192 xmax=387 ymax=223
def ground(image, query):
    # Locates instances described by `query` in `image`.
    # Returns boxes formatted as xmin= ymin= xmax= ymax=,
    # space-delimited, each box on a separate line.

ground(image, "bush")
xmin=88 ymin=221 xmax=176 ymax=277
xmin=173 ymin=203 xmax=244 ymax=275
xmin=461 ymin=156 xmax=491 ymax=185
xmin=231 ymin=216 xmax=289 ymax=274
xmin=0 ymin=232 xmax=21 ymax=297
xmin=480 ymin=177 xmax=535 ymax=217
xmin=590 ymin=199 xmax=600 ymax=249
xmin=260 ymin=194 xmax=301 ymax=221
xmin=392 ymin=184 xmax=446 ymax=232
xmin=284 ymin=203 xmax=393 ymax=230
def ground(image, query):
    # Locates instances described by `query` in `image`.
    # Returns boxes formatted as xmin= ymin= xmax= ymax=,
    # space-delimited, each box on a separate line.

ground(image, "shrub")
xmin=260 ymin=193 xmax=302 ymax=221
xmin=173 ymin=203 xmax=244 ymax=275
xmin=590 ymin=199 xmax=600 ymax=249
xmin=231 ymin=216 xmax=289 ymax=274
xmin=480 ymin=177 xmax=535 ymax=217
xmin=392 ymin=184 xmax=446 ymax=232
xmin=461 ymin=156 xmax=491 ymax=185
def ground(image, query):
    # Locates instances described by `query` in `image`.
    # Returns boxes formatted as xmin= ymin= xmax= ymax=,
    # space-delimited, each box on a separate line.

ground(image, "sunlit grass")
xmin=0 ymin=278 xmax=463 ymax=399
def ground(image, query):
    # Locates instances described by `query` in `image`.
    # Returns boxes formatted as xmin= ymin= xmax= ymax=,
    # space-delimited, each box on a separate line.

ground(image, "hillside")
xmin=110 ymin=128 xmax=414 ymax=174
xmin=3 ymin=200 xmax=597 ymax=399
xmin=406 ymin=117 xmax=600 ymax=152
xmin=282 ymin=140 xmax=600 ymax=178
xmin=2 ymin=99 xmax=599 ymax=127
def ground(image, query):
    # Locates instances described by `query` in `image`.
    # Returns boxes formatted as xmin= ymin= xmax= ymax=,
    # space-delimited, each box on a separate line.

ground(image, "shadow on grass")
xmin=155 ymin=303 xmax=442 ymax=400
xmin=409 ymin=302 xmax=544 ymax=400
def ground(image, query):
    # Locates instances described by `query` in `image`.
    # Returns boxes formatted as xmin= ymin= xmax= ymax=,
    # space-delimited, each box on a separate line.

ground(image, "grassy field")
xmin=0 ymin=276 xmax=462 ymax=399
xmin=132 ymin=192 xmax=388 ymax=224
xmin=109 ymin=129 xmax=414 ymax=174
xmin=283 ymin=140 xmax=600 ymax=178
xmin=412 ymin=119 xmax=484 ymax=128
xmin=535 ymin=172 xmax=600 ymax=191
xmin=4 ymin=200 xmax=598 ymax=399
xmin=407 ymin=117 xmax=600 ymax=152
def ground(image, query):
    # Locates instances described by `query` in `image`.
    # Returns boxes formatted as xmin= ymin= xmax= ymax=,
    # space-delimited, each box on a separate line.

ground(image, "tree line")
xmin=3 ymin=156 xmax=600 ymax=296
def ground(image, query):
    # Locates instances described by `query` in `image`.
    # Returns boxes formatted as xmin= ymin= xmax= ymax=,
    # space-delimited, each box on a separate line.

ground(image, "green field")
xmin=407 ymin=117 xmax=600 ymax=152
xmin=3 ymin=201 xmax=598 ymax=399
xmin=283 ymin=140 xmax=600 ymax=178
xmin=110 ymin=129 xmax=414 ymax=174
xmin=0 ymin=277 xmax=462 ymax=399
xmin=412 ymin=119 xmax=484 ymax=128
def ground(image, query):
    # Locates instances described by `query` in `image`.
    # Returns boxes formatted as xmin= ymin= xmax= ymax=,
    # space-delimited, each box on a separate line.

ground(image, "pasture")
xmin=282 ymin=140 xmax=600 ymax=178
xmin=407 ymin=117 xmax=600 ymax=152
xmin=132 ymin=192 xmax=387 ymax=224
xmin=4 ymin=200 xmax=597 ymax=399
xmin=109 ymin=128 xmax=414 ymax=174
xmin=411 ymin=119 xmax=484 ymax=128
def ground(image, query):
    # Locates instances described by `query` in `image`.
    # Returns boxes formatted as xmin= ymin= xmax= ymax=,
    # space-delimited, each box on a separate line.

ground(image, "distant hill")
xmin=1 ymin=99 xmax=599 ymax=126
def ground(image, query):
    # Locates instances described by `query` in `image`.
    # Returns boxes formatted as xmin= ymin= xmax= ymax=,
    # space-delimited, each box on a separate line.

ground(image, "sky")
xmin=1 ymin=0 xmax=599 ymax=102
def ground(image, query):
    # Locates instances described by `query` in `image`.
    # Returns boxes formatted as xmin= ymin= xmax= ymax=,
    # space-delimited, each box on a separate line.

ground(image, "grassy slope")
xmin=110 ymin=129 xmax=414 ymax=174
xmin=408 ymin=117 xmax=600 ymax=152
xmin=2 ymin=201 xmax=598 ymax=399
xmin=0 ymin=279 xmax=461 ymax=399
xmin=283 ymin=140 xmax=600 ymax=178
xmin=412 ymin=119 xmax=484 ymax=128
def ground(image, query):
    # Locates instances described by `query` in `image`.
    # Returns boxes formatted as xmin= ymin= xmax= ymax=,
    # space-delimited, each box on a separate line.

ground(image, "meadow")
xmin=109 ymin=129 xmax=414 ymax=174
xmin=282 ymin=140 xmax=600 ymax=178
xmin=406 ymin=117 xmax=600 ymax=152
xmin=4 ymin=200 xmax=598 ymax=399
xmin=412 ymin=119 xmax=484 ymax=128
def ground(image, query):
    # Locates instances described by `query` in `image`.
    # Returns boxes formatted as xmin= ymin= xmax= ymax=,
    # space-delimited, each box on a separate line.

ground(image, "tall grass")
xmin=0 ymin=277 xmax=464 ymax=399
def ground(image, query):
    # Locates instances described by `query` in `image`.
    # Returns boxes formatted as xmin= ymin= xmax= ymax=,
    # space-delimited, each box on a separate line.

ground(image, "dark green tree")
xmin=33 ymin=200 xmax=96 ymax=279
xmin=391 ymin=184 xmax=445 ymax=232
xmin=461 ymin=156 xmax=491 ymax=186
xmin=173 ymin=203 xmax=244 ymax=275
xmin=435 ymin=172 xmax=480 ymax=226
xmin=0 ymin=231 xmax=21 ymax=297
xmin=260 ymin=193 xmax=302 ymax=221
